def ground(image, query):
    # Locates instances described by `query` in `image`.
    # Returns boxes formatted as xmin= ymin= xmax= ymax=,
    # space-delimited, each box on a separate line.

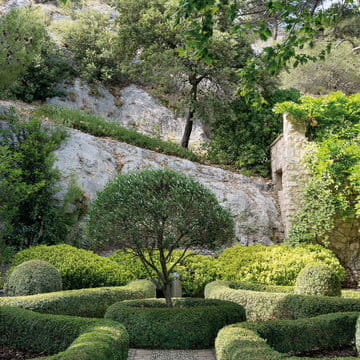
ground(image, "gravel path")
xmin=128 ymin=349 xmax=216 ymax=360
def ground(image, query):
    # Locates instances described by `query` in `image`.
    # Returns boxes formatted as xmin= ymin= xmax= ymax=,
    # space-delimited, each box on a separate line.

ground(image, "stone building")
xmin=271 ymin=114 xmax=360 ymax=285
xmin=270 ymin=114 xmax=309 ymax=237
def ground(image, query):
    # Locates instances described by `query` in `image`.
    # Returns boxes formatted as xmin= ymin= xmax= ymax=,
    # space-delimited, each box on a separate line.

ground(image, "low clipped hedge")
xmin=205 ymin=281 xmax=360 ymax=321
xmin=217 ymin=244 xmax=345 ymax=286
xmin=105 ymin=298 xmax=246 ymax=349
xmin=0 ymin=280 xmax=155 ymax=317
xmin=0 ymin=306 xmax=128 ymax=360
xmin=8 ymin=244 xmax=134 ymax=290
xmin=215 ymin=312 xmax=359 ymax=360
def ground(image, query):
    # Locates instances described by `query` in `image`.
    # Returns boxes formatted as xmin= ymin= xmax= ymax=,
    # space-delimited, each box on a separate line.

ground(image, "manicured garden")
xmin=1 ymin=240 xmax=360 ymax=359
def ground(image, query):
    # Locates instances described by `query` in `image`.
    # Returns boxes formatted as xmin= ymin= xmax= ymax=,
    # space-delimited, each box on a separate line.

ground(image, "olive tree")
xmin=87 ymin=169 xmax=235 ymax=307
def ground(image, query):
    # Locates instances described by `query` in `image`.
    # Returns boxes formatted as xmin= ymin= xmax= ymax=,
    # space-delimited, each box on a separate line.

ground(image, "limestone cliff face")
xmin=47 ymin=79 xmax=207 ymax=149
xmin=54 ymin=128 xmax=283 ymax=246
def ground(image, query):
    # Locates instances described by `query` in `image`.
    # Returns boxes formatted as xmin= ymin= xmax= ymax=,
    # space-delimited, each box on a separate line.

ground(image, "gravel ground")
xmin=128 ymin=349 xmax=216 ymax=360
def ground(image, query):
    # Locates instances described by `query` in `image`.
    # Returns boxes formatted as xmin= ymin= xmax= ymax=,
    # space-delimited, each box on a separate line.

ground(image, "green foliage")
xmin=7 ymin=45 xmax=72 ymax=103
xmin=176 ymin=0 xmax=346 ymax=105
xmin=87 ymin=168 xmax=235 ymax=306
xmin=294 ymin=263 xmax=341 ymax=297
xmin=0 ymin=280 xmax=155 ymax=318
xmin=275 ymin=93 xmax=360 ymax=247
xmin=50 ymin=10 xmax=123 ymax=83
xmin=0 ymin=7 xmax=70 ymax=101
xmin=206 ymin=88 xmax=301 ymax=176
xmin=205 ymin=281 xmax=360 ymax=321
xmin=217 ymin=244 xmax=344 ymax=286
xmin=216 ymin=312 xmax=359 ymax=360
xmin=110 ymin=249 xmax=218 ymax=297
xmin=0 ymin=117 xmax=85 ymax=249
xmin=0 ymin=7 xmax=47 ymax=91
xmin=356 ymin=315 xmax=360 ymax=354
xmin=105 ymin=298 xmax=245 ymax=349
xmin=0 ymin=117 xmax=62 ymax=248
xmin=4 ymin=260 xmax=62 ymax=296
xmin=115 ymin=0 xmax=255 ymax=147
xmin=8 ymin=244 xmax=134 ymax=290
xmin=280 ymin=40 xmax=360 ymax=96
xmin=34 ymin=105 xmax=199 ymax=162
xmin=0 ymin=306 xmax=129 ymax=360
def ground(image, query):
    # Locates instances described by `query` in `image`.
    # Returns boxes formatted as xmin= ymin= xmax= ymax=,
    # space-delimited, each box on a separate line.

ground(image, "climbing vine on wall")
xmin=274 ymin=92 xmax=360 ymax=246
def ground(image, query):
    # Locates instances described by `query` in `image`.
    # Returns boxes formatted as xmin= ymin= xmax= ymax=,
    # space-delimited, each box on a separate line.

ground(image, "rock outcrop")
xmin=54 ymin=128 xmax=283 ymax=246
xmin=47 ymin=79 xmax=207 ymax=148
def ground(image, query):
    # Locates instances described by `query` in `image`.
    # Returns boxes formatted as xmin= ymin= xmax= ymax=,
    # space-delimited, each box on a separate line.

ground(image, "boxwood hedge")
xmin=216 ymin=312 xmax=359 ymax=360
xmin=7 ymin=244 xmax=134 ymax=290
xmin=105 ymin=298 xmax=246 ymax=349
xmin=205 ymin=281 xmax=360 ymax=321
xmin=0 ymin=280 xmax=155 ymax=317
xmin=0 ymin=306 xmax=129 ymax=360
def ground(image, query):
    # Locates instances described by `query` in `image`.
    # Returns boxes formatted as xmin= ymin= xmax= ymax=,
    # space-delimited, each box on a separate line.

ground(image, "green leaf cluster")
xmin=0 ymin=7 xmax=71 ymax=102
xmin=206 ymin=88 xmax=301 ymax=176
xmin=0 ymin=116 xmax=83 ymax=249
xmin=50 ymin=9 xmax=124 ymax=83
xmin=275 ymin=92 xmax=360 ymax=248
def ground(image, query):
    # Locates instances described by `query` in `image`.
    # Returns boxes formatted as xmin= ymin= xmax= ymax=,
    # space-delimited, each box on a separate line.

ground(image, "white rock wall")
xmin=54 ymin=128 xmax=283 ymax=246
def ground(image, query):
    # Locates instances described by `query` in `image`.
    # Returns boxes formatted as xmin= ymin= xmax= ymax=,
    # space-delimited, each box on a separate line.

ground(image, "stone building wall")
xmin=271 ymin=113 xmax=360 ymax=285
xmin=271 ymin=114 xmax=309 ymax=237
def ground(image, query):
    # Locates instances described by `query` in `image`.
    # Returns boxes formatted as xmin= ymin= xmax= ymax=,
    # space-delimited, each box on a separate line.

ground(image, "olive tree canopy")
xmin=87 ymin=168 xmax=235 ymax=306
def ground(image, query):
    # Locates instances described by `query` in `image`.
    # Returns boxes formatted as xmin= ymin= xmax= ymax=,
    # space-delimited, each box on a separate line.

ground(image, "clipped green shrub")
xmin=356 ymin=315 xmax=360 ymax=354
xmin=0 ymin=306 xmax=128 ymax=360
xmin=216 ymin=312 xmax=359 ymax=360
xmin=294 ymin=263 xmax=341 ymax=296
xmin=110 ymin=250 xmax=218 ymax=297
xmin=8 ymin=244 xmax=135 ymax=290
xmin=205 ymin=281 xmax=360 ymax=321
xmin=217 ymin=244 xmax=345 ymax=286
xmin=34 ymin=106 xmax=200 ymax=162
xmin=105 ymin=298 xmax=245 ymax=349
xmin=4 ymin=260 xmax=62 ymax=296
xmin=0 ymin=280 xmax=155 ymax=318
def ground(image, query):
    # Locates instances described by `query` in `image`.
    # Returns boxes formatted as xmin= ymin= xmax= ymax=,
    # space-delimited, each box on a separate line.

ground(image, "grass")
xmin=33 ymin=105 xmax=201 ymax=163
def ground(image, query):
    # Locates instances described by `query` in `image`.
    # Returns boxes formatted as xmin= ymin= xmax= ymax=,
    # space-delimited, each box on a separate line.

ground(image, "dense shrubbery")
xmin=110 ymin=250 xmax=218 ymax=297
xmin=0 ymin=117 xmax=85 ymax=250
xmin=0 ymin=306 xmax=129 ymax=360
xmin=294 ymin=263 xmax=341 ymax=297
xmin=0 ymin=280 xmax=155 ymax=318
xmin=274 ymin=93 xmax=360 ymax=264
xmin=8 ymin=244 xmax=133 ymax=290
xmin=105 ymin=298 xmax=245 ymax=349
xmin=206 ymin=88 xmax=301 ymax=176
xmin=217 ymin=244 xmax=344 ymax=286
xmin=216 ymin=312 xmax=359 ymax=360
xmin=205 ymin=281 xmax=360 ymax=321
xmin=11 ymin=243 xmax=343 ymax=296
xmin=34 ymin=106 xmax=200 ymax=162
xmin=0 ymin=7 xmax=71 ymax=102
xmin=50 ymin=10 xmax=123 ymax=83
xmin=4 ymin=260 xmax=62 ymax=296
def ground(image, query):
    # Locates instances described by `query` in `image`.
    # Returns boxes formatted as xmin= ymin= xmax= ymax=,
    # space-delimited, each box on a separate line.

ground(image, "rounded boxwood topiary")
xmin=104 ymin=298 xmax=246 ymax=349
xmin=294 ymin=263 xmax=341 ymax=297
xmin=4 ymin=260 xmax=62 ymax=296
